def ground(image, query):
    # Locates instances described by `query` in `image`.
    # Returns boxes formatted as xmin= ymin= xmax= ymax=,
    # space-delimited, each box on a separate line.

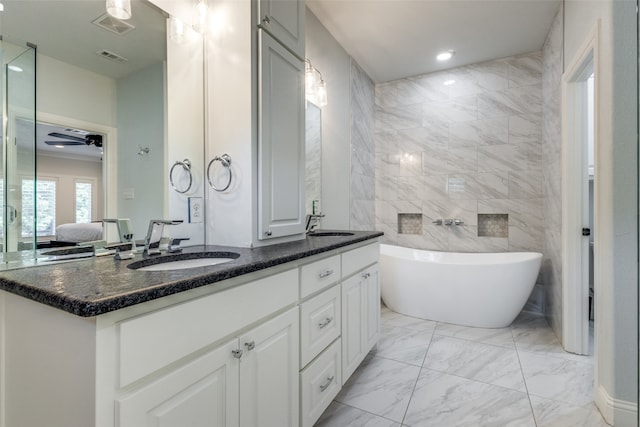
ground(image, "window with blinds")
xmin=75 ymin=181 xmax=92 ymax=223
xmin=22 ymin=179 xmax=56 ymax=237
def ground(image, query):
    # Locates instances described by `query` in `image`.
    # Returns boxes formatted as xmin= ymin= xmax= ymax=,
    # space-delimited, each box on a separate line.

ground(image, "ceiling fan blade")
xmin=44 ymin=140 xmax=84 ymax=146
xmin=47 ymin=132 xmax=86 ymax=142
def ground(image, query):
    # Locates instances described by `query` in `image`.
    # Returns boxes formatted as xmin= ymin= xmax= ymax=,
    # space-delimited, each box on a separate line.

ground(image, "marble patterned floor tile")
xmin=372 ymin=323 xmax=434 ymax=366
xmin=529 ymin=396 xmax=609 ymax=427
xmin=434 ymin=321 xmax=515 ymax=348
xmin=423 ymin=335 xmax=526 ymax=392
xmin=335 ymin=355 xmax=421 ymax=422
xmin=512 ymin=313 xmax=593 ymax=363
xmin=519 ymin=351 xmax=594 ymax=406
xmin=314 ymin=402 xmax=402 ymax=427
xmin=403 ymin=369 xmax=536 ymax=427
xmin=382 ymin=311 xmax=438 ymax=332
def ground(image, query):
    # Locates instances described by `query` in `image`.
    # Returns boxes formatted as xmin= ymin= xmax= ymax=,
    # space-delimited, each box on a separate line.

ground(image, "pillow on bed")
xmin=55 ymin=222 xmax=103 ymax=243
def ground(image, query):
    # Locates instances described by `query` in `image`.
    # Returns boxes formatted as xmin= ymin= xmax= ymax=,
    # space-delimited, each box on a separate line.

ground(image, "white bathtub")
xmin=380 ymin=244 xmax=542 ymax=328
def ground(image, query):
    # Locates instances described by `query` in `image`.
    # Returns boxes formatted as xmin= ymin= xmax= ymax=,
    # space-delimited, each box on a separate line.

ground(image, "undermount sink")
xmin=308 ymin=232 xmax=355 ymax=237
xmin=127 ymin=252 xmax=240 ymax=271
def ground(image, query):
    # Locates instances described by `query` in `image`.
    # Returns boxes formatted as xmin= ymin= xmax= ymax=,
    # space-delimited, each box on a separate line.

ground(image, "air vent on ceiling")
xmin=92 ymin=13 xmax=135 ymax=36
xmin=97 ymin=49 xmax=129 ymax=63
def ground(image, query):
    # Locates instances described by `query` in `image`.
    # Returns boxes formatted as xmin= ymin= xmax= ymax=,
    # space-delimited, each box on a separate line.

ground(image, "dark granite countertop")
xmin=0 ymin=230 xmax=382 ymax=317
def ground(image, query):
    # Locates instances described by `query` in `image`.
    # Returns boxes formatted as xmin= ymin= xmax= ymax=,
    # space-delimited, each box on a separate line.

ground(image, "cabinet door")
xmin=239 ymin=307 xmax=299 ymax=427
xmin=257 ymin=0 xmax=305 ymax=59
xmin=117 ymin=339 xmax=239 ymax=427
xmin=341 ymin=274 xmax=365 ymax=382
xmin=364 ymin=265 xmax=380 ymax=352
xmin=257 ymin=31 xmax=305 ymax=240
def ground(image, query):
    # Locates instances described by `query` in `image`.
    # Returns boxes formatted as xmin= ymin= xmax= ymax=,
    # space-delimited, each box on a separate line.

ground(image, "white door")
xmin=341 ymin=273 xmax=365 ymax=382
xmin=117 ymin=339 xmax=240 ymax=427
xmin=364 ymin=266 xmax=380 ymax=352
xmin=257 ymin=31 xmax=305 ymax=240
xmin=239 ymin=307 xmax=299 ymax=427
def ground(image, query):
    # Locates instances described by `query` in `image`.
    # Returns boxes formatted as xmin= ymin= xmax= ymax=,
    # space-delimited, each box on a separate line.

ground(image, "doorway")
xmin=562 ymin=28 xmax=598 ymax=356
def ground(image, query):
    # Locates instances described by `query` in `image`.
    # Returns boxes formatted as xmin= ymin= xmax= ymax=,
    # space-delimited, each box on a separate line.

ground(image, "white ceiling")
xmin=306 ymin=0 xmax=562 ymax=83
xmin=2 ymin=0 xmax=166 ymax=80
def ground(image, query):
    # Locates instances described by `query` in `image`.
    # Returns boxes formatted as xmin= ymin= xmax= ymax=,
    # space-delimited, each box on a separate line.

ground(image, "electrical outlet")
xmin=188 ymin=197 xmax=203 ymax=223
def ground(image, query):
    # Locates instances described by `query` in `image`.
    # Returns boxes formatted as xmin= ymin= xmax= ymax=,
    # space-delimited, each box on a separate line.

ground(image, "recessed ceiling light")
xmin=437 ymin=50 xmax=455 ymax=61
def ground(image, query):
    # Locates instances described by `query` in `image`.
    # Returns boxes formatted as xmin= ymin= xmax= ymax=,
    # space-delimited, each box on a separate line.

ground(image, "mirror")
xmin=305 ymin=101 xmax=322 ymax=214
xmin=1 ymin=0 xmax=202 ymax=252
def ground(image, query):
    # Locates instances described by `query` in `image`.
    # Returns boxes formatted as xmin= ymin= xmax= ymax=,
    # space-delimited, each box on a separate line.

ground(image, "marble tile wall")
xmin=374 ymin=52 xmax=546 ymax=312
xmin=350 ymin=59 xmax=376 ymax=230
xmin=541 ymin=4 xmax=564 ymax=338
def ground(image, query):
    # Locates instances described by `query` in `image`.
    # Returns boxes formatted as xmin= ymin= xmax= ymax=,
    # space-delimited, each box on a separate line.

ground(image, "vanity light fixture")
xmin=106 ymin=0 xmax=131 ymax=20
xmin=0 ymin=3 xmax=4 ymax=12
xmin=437 ymin=50 xmax=455 ymax=61
xmin=305 ymin=59 xmax=328 ymax=107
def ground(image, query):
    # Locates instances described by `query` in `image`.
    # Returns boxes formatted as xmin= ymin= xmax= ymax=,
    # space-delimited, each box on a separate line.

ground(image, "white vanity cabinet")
xmin=0 ymin=240 xmax=380 ymax=427
xmin=257 ymin=0 xmax=305 ymax=59
xmin=257 ymin=30 xmax=306 ymax=240
xmin=117 ymin=307 xmax=299 ymax=427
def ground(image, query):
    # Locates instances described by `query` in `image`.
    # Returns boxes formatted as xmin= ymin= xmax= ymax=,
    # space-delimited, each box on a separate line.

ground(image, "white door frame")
xmin=36 ymin=112 xmax=118 ymax=239
xmin=561 ymin=22 xmax=599 ymax=355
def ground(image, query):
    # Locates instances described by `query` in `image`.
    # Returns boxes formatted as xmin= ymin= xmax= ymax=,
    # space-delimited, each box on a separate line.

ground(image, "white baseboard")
xmin=596 ymin=384 xmax=637 ymax=426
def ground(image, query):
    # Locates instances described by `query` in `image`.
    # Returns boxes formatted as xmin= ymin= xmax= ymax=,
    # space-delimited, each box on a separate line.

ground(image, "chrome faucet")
xmin=144 ymin=220 xmax=183 ymax=256
xmin=305 ymin=213 xmax=325 ymax=233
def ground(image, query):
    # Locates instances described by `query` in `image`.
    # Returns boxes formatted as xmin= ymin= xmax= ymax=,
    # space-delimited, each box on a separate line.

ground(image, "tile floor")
xmin=315 ymin=306 xmax=608 ymax=427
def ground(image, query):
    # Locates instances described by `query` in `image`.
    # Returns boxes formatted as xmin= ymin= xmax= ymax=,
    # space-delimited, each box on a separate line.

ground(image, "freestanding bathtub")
xmin=380 ymin=244 xmax=543 ymax=328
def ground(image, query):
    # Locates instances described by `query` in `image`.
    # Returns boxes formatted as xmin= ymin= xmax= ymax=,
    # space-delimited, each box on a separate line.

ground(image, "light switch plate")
xmin=188 ymin=197 xmax=203 ymax=223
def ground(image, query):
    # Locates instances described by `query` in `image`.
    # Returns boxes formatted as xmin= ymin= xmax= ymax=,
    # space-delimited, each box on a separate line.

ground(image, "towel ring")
xmin=170 ymin=159 xmax=193 ymax=194
xmin=207 ymin=154 xmax=233 ymax=192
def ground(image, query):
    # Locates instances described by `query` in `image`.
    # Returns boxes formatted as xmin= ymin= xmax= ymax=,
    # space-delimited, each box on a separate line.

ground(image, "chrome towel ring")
xmin=170 ymin=159 xmax=193 ymax=194
xmin=207 ymin=153 xmax=233 ymax=192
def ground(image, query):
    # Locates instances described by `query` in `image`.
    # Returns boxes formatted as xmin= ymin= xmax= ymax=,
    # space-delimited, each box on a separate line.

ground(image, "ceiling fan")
xmin=45 ymin=132 xmax=103 ymax=148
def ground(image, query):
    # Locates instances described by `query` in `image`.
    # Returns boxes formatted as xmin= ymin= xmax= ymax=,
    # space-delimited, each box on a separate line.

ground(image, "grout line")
xmin=398 ymin=320 xmax=437 ymax=426
xmin=511 ymin=323 xmax=539 ymax=427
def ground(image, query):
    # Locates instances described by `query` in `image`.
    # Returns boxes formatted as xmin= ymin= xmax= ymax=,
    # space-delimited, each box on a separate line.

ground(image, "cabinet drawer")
xmin=341 ymin=242 xmax=379 ymax=278
xmin=300 ymin=254 xmax=340 ymax=298
xmin=300 ymin=285 xmax=340 ymax=367
xmin=118 ymin=269 xmax=298 ymax=388
xmin=300 ymin=339 xmax=341 ymax=427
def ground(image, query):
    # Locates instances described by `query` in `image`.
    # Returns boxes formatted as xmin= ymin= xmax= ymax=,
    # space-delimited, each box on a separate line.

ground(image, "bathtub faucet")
xmin=433 ymin=218 xmax=464 ymax=226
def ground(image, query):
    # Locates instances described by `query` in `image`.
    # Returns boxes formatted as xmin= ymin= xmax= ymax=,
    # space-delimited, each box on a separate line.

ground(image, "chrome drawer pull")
xmin=318 ymin=317 xmax=333 ymax=329
xmin=319 ymin=376 xmax=335 ymax=392
xmin=362 ymin=272 xmax=371 ymax=279
xmin=244 ymin=341 xmax=255 ymax=351
xmin=319 ymin=269 xmax=334 ymax=279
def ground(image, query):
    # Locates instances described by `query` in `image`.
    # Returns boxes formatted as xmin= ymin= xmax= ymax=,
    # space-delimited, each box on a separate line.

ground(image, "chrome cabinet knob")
xmin=232 ymin=349 xmax=243 ymax=359
xmin=244 ymin=341 xmax=256 ymax=351
xmin=262 ymin=15 xmax=270 ymax=24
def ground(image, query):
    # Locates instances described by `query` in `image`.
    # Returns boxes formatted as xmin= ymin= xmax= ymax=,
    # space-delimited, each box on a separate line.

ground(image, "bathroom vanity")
xmin=0 ymin=231 xmax=382 ymax=427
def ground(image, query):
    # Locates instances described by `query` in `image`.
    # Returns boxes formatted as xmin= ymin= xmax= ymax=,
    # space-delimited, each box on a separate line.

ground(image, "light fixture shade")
xmin=193 ymin=0 xmax=209 ymax=34
xmin=316 ymin=79 xmax=327 ymax=107
xmin=305 ymin=60 xmax=316 ymax=94
xmin=106 ymin=0 xmax=131 ymax=20
xmin=170 ymin=16 xmax=186 ymax=43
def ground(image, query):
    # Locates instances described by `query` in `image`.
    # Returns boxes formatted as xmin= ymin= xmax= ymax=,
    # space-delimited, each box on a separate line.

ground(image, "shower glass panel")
xmin=2 ymin=39 xmax=36 ymax=253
